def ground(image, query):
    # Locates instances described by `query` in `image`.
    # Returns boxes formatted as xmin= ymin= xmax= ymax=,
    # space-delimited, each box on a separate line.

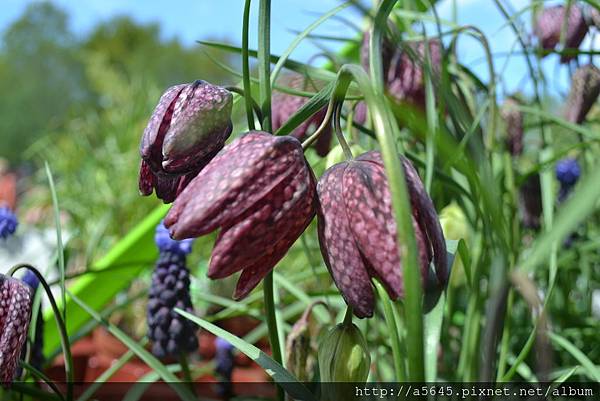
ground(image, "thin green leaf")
xmin=175 ymin=308 xmax=317 ymax=401
xmin=548 ymin=332 xmax=600 ymax=382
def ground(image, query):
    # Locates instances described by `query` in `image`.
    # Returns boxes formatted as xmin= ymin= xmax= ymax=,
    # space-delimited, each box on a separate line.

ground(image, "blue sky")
xmin=0 ymin=0 xmax=584 ymax=96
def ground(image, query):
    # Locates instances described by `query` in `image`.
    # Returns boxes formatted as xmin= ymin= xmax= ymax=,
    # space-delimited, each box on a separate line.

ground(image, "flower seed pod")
xmin=272 ymin=74 xmax=332 ymax=156
xmin=147 ymin=251 xmax=198 ymax=358
xmin=317 ymin=151 xmax=447 ymax=318
xmin=165 ymin=131 xmax=317 ymax=300
xmin=0 ymin=274 xmax=32 ymax=386
xmin=387 ymin=39 xmax=442 ymax=110
xmin=139 ymin=80 xmax=233 ymax=203
xmin=285 ymin=301 xmax=325 ymax=382
xmin=0 ymin=206 xmax=18 ymax=240
xmin=534 ymin=4 xmax=588 ymax=63
xmin=318 ymin=322 xmax=370 ymax=400
xmin=564 ymin=64 xmax=600 ymax=124
xmin=500 ymin=97 xmax=523 ymax=156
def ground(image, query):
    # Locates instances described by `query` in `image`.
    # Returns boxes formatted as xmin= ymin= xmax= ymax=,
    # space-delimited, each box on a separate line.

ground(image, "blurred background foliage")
xmin=0 ymin=2 xmax=235 ymax=258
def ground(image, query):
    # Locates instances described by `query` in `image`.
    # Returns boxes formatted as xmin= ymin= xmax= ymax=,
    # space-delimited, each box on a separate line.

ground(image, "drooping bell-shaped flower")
xmin=534 ymin=4 xmax=588 ymax=63
xmin=272 ymin=74 xmax=332 ymax=156
xmin=519 ymin=173 xmax=543 ymax=230
xmin=564 ymin=64 xmax=600 ymax=124
xmin=316 ymin=151 xmax=447 ymax=318
xmin=387 ymin=39 xmax=442 ymax=109
xmin=0 ymin=206 xmax=18 ymax=240
xmin=165 ymin=131 xmax=317 ymax=300
xmin=139 ymin=80 xmax=233 ymax=203
xmin=0 ymin=274 xmax=32 ymax=386
xmin=500 ymin=97 xmax=524 ymax=156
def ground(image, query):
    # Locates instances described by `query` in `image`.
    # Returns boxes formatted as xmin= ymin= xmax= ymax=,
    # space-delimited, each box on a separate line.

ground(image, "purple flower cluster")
xmin=0 ymin=206 xmax=18 ymax=239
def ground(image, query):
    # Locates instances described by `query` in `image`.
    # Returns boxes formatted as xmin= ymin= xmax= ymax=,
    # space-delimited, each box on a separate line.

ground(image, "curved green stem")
xmin=263 ymin=273 xmax=284 ymax=401
xmin=224 ymin=86 xmax=264 ymax=123
xmin=9 ymin=264 xmax=73 ymax=401
xmin=242 ymin=0 xmax=255 ymax=130
xmin=333 ymin=102 xmax=354 ymax=159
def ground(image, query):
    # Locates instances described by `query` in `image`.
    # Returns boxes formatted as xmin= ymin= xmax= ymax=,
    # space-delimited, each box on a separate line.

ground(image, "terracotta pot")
xmin=45 ymin=336 xmax=94 ymax=382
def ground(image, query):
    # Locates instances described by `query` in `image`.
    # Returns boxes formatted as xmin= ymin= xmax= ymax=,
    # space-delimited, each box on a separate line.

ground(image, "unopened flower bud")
xmin=318 ymin=322 xmax=370 ymax=400
xmin=139 ymin=80 xmax=233 ymax=203
xmin=564 ymin=64 xmax=600 ymax=124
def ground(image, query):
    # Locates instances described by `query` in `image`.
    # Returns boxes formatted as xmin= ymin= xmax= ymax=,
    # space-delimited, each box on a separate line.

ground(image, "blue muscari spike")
xmin=155 ymin=220 xmax=193 ymax=255
xmin=555 ymin=158 xmax=581 ymax=189
xmin=0 ymin=206 xmax=18 ymax=239
xmin=215 ymin=337 xmax=234 ymax=398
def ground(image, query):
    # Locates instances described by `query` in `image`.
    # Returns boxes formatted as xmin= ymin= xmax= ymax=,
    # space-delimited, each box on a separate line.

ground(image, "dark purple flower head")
xmin=534 ymin=4 xmax=588 ymax=63
xmin=165 ymin=131 xmax=317 ymax=300
xmin=139 ymin=80 xmax=233 ymax=203
xmin=564 ymin=64 xmax=600 ymax=124
xmin=316 ymin=151 xmax=447 ymax=318
xmin=272 ymin=75 xmax=332 ymax=156
xmin=214 ymin=337 xmax=234 ymax=398
xmin=155 ymin=220 xmax=193 ymax=256
xmin=147 ymin=252 xmax=198 ymax=358
xmin=500 ymin=97 xmax=523 ymax=156
xmin=387 ymin=39 xmax=442 ymax=109
xmin=519 ymin=174 xmax=542 ymax=230
xmin=556 ymin=158 xmax=581 ymax=188
xmin=0 ymin=274 xmax=32 ymax=386
xmin=0 ymin=206 xmax=18 ymax=240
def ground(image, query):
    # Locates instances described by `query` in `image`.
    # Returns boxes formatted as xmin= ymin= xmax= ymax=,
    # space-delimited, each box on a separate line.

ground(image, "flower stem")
xmin=179 ymin=353 xmax=197 ymax=397
xmin=333 ymin=102 xmax=354 ymax=159
xmin=242 ymin=0 xmax=255 ymax=130
xmin=224 ymin=86 xmax=263 ymax=123
xmin=263 ymin=273 xmax=284 ymax=401
xmin=342 ymin=306 xmax=353 ymax=326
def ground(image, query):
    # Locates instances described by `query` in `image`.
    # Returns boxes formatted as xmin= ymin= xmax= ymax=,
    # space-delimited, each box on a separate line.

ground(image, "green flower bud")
xmin=318 ymin=322 xmax=370 ymax=400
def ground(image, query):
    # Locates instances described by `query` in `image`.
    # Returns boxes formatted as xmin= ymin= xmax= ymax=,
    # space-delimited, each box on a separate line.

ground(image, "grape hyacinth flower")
xmin=19 ymin=270 xmax=44 ymax=371
xmin=214 ymin=337 xmax=234 ymax=399
xmin=556 ymin=158 xmax=581 ymax=202
xmin=165 ymin=131 xmax=317 ymax=300
xmin=564 ymin=64 xmax=600 ymax=124
xmin=500 ymin=97 xmax=523 ymax=156
xmin=316 ymin=151 xmax=447 ymax=318
xmin=0 ymin=274 xmax=32 ymax=386
xmin=147 ymin=222 xmax=198 ymax=358
xmin=139 ymin=80 xmax=233 ymax=203
xmin=0 ymin=206 xmax=18 ymax=240
xmin=272 ymin=74 xmax=332 ymax=156
xmin=534 ymin=4 xmax=588 ymax=63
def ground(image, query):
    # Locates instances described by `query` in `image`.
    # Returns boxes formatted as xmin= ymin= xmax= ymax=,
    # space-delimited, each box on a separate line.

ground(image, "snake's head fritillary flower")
xmin=387 ymin=39 xmax=442 ymax=110
xmin=500 ymin=97 xmax=523 ymax=156
xmin=534 ymin=4 xmax=588 ymax=63
xmin=564 ymin=64 xmax=600 ymax=124
xmin=139 ymin=80 xmax=233 ymax=203
xmin=0 ymin=206 xmax=18 ymax=240
xmin=316 ymin=151 xmax=447 ymax=318
xmin=519 ymin=174 xmax=543 ymax=230
xmin=165 ymin=131 xmax=317 ymax=300
xmin=0 ymin=274 xmax=32 ymax=386
xmin=272 ymin=75 xmax=332 ymax=156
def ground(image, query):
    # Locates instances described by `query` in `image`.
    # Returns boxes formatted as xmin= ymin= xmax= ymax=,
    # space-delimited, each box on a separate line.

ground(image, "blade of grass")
xmin=175 ymin=308 xmax=317 ymax=401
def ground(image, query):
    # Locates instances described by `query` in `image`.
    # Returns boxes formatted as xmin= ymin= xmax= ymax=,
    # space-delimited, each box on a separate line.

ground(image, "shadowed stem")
xmin=333 ymin=102 xmax=354 ymax=159
xmin=179 ymin=353 xmax=197 ymax=397
xmin=224 ymin=86 xmax=264 ymax=124
xmin=9 ymin=264 xmax=73 ymax=401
